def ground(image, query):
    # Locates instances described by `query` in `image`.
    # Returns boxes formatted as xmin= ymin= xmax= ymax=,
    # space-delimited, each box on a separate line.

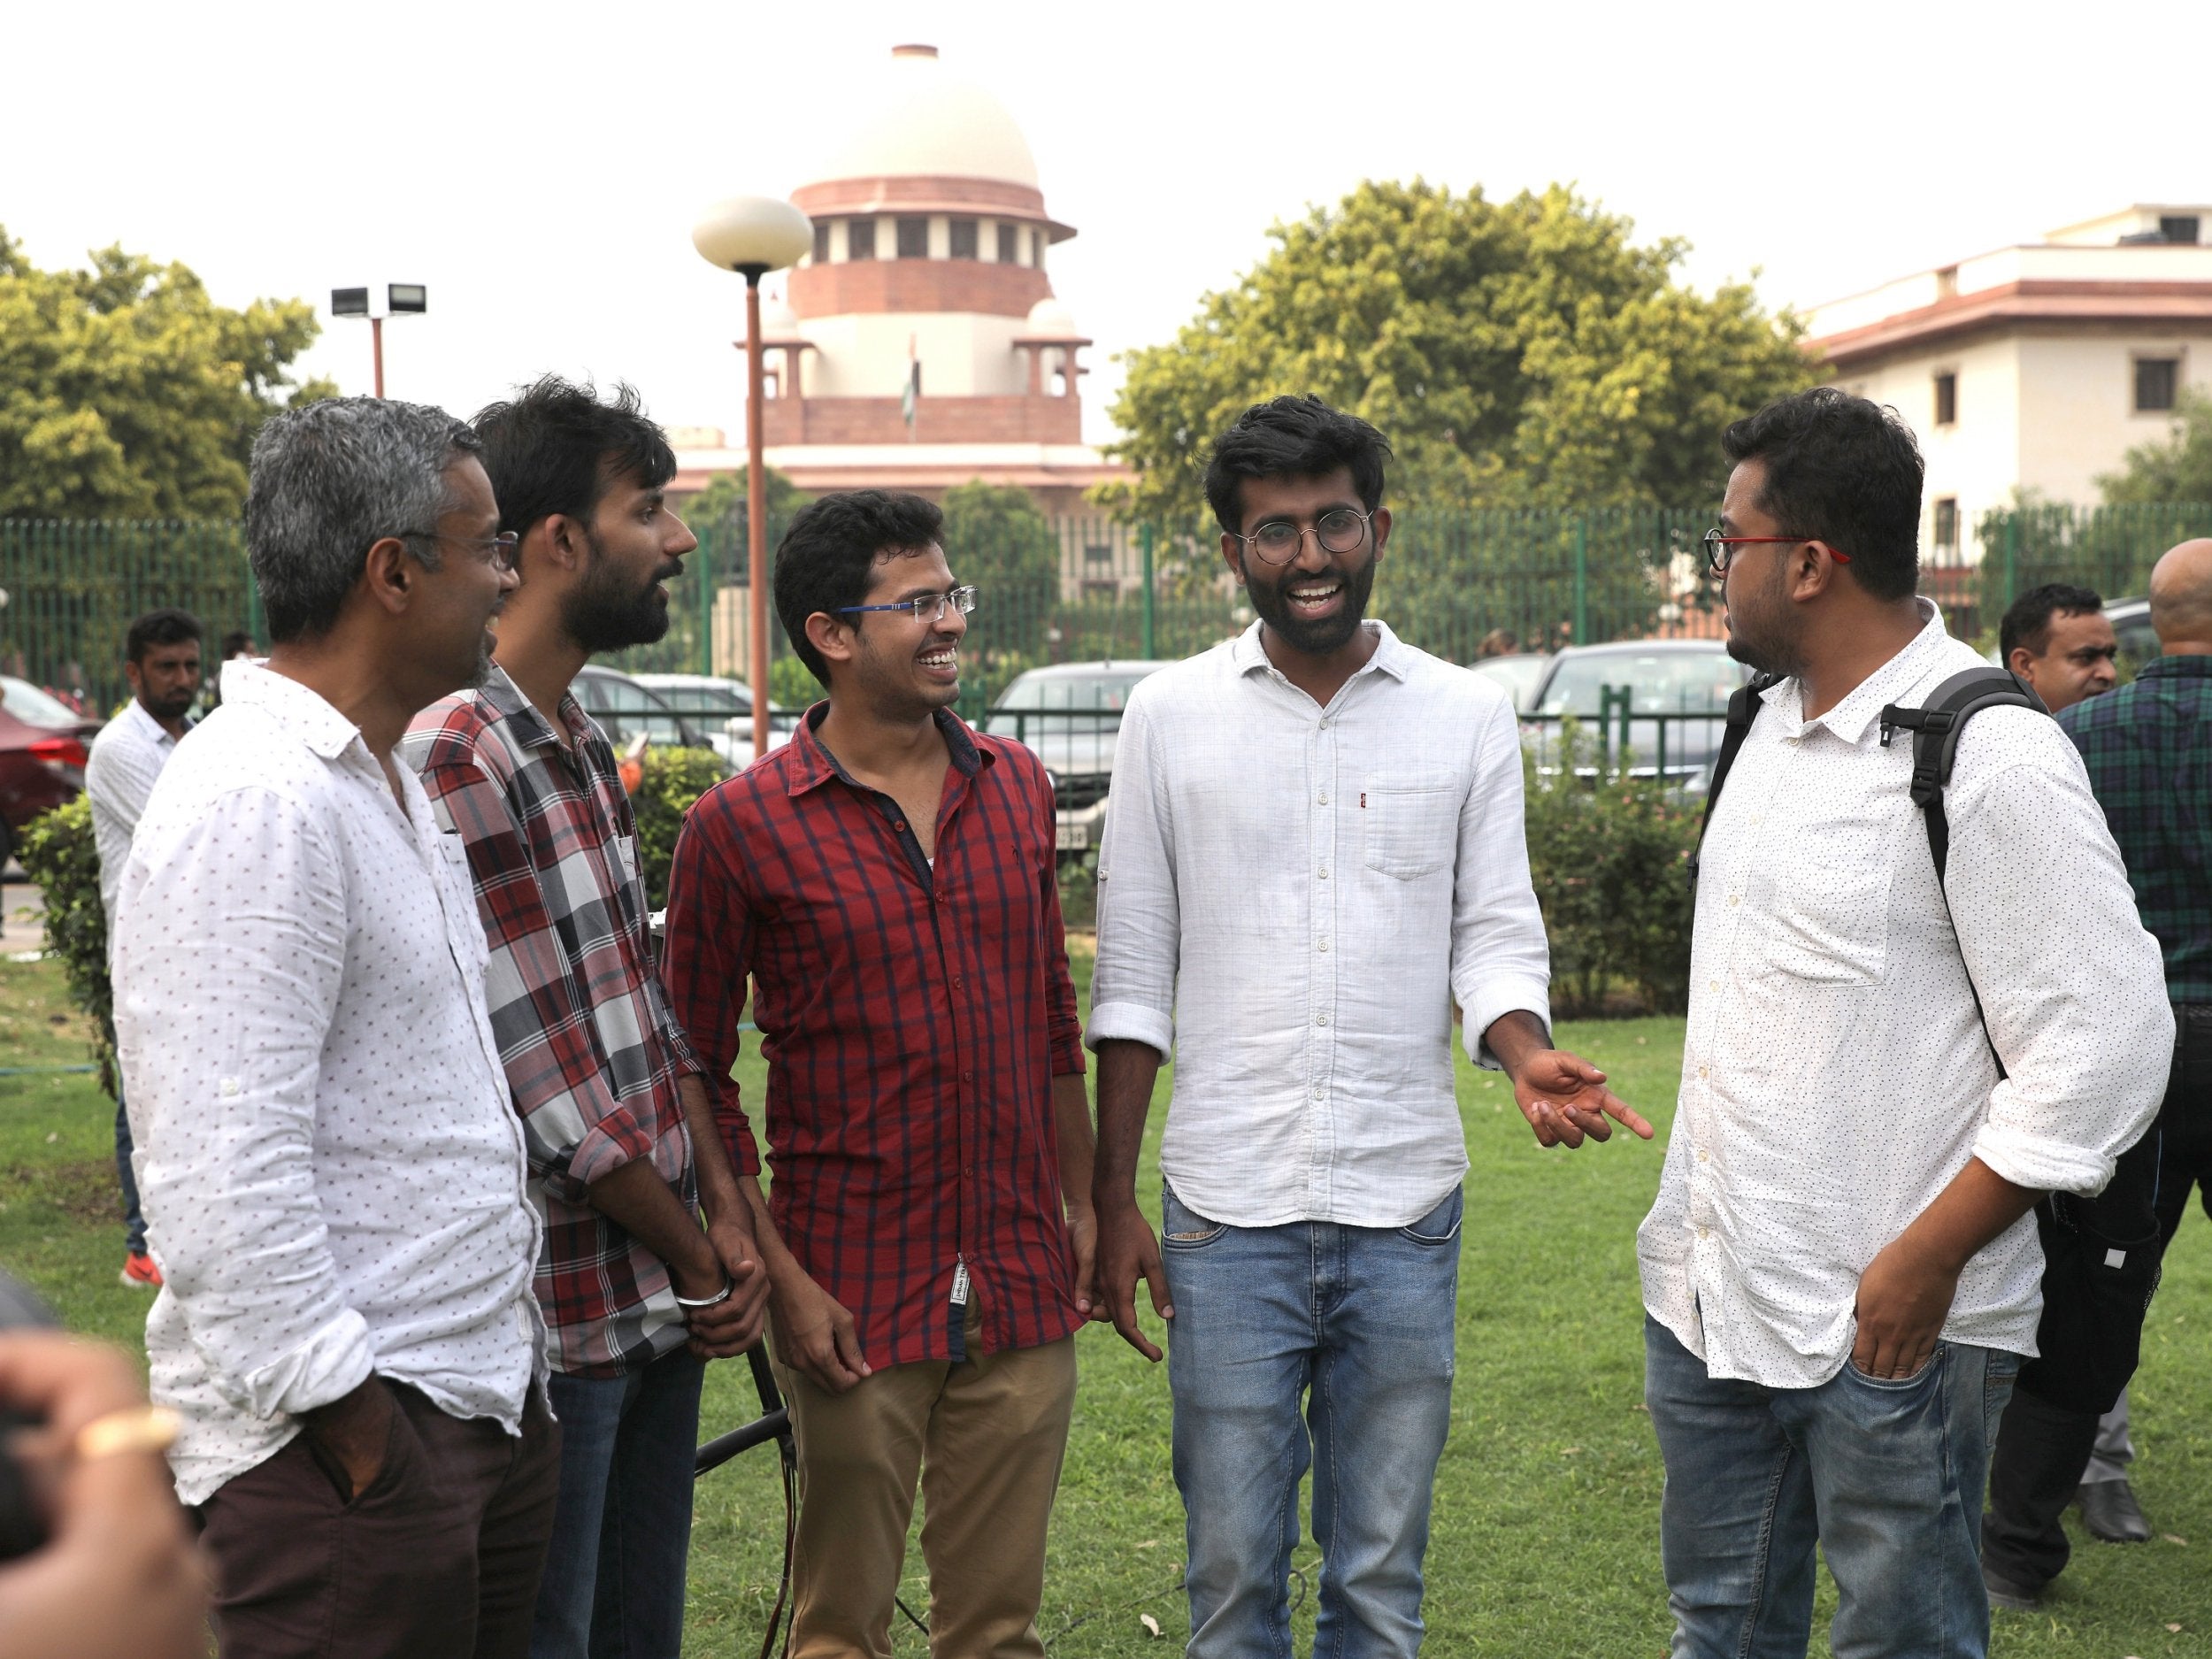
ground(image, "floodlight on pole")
xmin=328 ymin=283 xmax=428 ymax=396
xmin=692 ymin=196 xmax=813 ymax=762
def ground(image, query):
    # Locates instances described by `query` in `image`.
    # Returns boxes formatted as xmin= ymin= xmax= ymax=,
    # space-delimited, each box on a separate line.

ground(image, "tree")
xmin=681 ymin=464 xmax=809 ymax=548
xmin=0 ymin=227 xmax=334 ymax=518
xmin=939 ymin=480 xmax=1060 ymax=681
xmin=1100 ymin=181 xmax=1815 ymax=524
xmin=2100 ymin=389 xmax=2212 ymax=504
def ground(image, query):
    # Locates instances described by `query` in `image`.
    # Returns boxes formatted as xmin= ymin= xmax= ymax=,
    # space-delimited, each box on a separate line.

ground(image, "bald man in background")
xmin=1985 ymin=538 xmax=2212 ymax=1609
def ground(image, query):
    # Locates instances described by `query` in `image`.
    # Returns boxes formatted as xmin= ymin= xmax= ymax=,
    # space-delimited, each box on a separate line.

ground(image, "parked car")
xmin=1524 ymin=640 xmax=1751 ymax=787
xmin=630 ymin=672 xmax=794 ymax=772
xmin=1 ymin=676 xmax=103 ymax=867
xmin=1468 ymin=651 xmax=1551 ymax=713
xmin=571 ymin=666 xmax=720 ymax=767
xmin=2102 ymin=595 xmax=2158 ymax=681
xmin=982 ymin=660 xmax=1172 ymax=857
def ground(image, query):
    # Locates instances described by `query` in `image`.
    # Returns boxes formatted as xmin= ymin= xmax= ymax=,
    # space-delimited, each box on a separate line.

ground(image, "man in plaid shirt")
xmin=1984 ymin=537 xmax=2212 ymax=1607
xmin=663 ymin=490 xmax=1098 ymax=1659
xmin=403 ymin=379 xmax=766 ymax=1659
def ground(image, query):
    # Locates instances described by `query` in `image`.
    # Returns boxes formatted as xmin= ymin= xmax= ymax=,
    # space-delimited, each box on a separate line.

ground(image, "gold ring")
xmin=75 ymin=1405 xmax=180 ymax=1461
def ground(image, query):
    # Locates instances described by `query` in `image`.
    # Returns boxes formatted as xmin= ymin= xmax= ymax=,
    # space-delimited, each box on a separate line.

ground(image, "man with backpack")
xmin=1637 ymin=388 xmax=2172 ymax=1659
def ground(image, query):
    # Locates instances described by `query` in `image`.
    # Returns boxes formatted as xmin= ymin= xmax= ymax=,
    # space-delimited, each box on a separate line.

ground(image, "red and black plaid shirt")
xmin=662 ymin=707 xmax=1086 ymax=1368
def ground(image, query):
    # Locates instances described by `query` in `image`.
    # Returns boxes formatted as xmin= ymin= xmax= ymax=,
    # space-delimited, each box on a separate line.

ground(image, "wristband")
xmin=76 ymin=1405 xmax=180 ymax=1461
xmin=673 ymin=1280 xmax=733 ymax=1310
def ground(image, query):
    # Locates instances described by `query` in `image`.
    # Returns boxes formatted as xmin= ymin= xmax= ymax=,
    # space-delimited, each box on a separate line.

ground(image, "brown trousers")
xmin=196 ymin=1383 xmax=560 ymax=1659
xmin=777 ymin=1310 xmax=1078 ymax=1659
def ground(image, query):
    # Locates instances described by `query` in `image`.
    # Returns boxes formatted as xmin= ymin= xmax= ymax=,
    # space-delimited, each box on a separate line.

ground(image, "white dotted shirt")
xmin=1638 ymin=603 xmax=2174 ymax=1388
xmin=113 ymin=660 xmax=546 ymax=1505
xmin=84 ymin=698 xmax=188 ymax=944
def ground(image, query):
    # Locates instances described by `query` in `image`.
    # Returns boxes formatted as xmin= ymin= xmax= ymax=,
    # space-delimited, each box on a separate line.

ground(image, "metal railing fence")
xmin=6 ymin=502 xmax=2205 ymax=720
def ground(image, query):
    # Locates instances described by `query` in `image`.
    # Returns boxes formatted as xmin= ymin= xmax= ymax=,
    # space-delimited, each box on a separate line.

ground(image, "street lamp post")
xmin=691 ymin=197 xmax=813 ymax=763
xmin=330 ymin=285 xmax=426 ymax=397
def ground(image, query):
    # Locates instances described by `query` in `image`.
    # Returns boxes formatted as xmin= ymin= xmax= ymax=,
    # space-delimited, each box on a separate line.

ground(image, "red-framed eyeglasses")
xmin=1701 ymin=528 xmax=1851 ymax=578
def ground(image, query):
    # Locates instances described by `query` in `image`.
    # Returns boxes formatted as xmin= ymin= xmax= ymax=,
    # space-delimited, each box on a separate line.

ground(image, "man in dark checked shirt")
xmin=403 ymin=379 xmax=767 ymax=1659
xmin=663 ymin=489 xmax=1099 ymax=1659
xmin=1985 ymin=537 xmax=2212 ymax=1608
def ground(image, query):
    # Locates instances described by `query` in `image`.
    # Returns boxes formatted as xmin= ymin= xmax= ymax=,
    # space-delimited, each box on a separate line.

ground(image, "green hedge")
xmin=17 ymin=796 xmax=115 ymax=1096
xmin=629 ymin=747 xmax=725 ymax=913
xmin=1522 ymin=723 xmax=1700 ymax=1017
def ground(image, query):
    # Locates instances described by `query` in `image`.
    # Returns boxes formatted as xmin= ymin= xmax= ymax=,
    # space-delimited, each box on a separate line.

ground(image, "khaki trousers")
xmin=776 ymin=1309 xmax=1077 ymax=1659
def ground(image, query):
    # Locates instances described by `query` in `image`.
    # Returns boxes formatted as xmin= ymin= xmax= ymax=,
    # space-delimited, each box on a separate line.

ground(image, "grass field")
xmin=4 ymin=946 xmax=2208 ymax=1657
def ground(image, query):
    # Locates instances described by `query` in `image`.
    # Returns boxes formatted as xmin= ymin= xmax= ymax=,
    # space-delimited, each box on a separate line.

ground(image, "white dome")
xmin=760 ymin=292 xmax=800 ymax=334
xmin=805 ymin=46 xmax=1040 ymax=189
xmin=1024 ymin=297 xmax=1079 ymax=336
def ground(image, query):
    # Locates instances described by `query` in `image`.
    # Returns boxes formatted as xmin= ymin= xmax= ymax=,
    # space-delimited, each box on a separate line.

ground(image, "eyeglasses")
xmin=400 ymin=529 xmax=522 ymax=572
xmin=1232 ymin=508 xmax=1373 ymax=566
xmin=1701 ymin=528 xmax=1851 ymax=578
xmin=836 ymin=585 xmax=979 ymax=624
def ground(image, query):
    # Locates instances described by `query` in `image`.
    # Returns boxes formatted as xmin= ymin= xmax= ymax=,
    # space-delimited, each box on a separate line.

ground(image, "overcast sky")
xmin=5 ymin=0 xmax=2204 ymax=451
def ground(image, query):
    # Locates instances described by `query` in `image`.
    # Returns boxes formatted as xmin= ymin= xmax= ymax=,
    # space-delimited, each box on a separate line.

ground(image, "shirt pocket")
xmin=1756 ymin=835 xmax=1893 ymax=984
xmin=1361 ymin=772 xmax=1461 ymax=882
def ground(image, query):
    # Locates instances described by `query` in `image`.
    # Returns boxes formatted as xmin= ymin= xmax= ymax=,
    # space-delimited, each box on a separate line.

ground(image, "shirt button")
xmin=1317 ymin=792 xmax=1329 ymax=805
xmin=1698 ymin=1065 xmax=1709 ymax=1080
xmin=1728 ymin=895 xmax=1741 ymax=907
xmin=1697 ymin=1225 xmax=1710 ymax=1240
xmin=1709 ymin=979 xmax=1720 ymax=994
xmin=219 ymin=1076 xmax=242 ymax=1097
xmin=1317 ymin=867 xmax=1330 ymax=879
xmin=1311 ymin=1083 xmax=1325 ymax=1099
xmin=895 ymin=820 xmax=907 ymax=833
xmin=1315 ymin=1012 xmax=1329 ymax=1027
xmin=1317 ymin=938 xmax=1330 ymax=952
xmin=1696 ymin=1148 xmax=1709 ymax=1163
xmin=1318 ymin=718 xmax=1331 ymax=730
xmin=952 ymin=975 xmax=964 ymax=989
xmin=962 ymin=1069 xmax=973 ymax=1082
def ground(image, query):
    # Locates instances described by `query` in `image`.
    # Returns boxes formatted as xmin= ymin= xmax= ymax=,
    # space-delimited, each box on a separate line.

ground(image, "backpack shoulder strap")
xmin=1877 ymin=666 xmax=2047 ymax=884
xmin=1877 ymin=664 xmax=2049 ymax=1079
xmin=1688 ymin=671 xmax=1778 ymax=887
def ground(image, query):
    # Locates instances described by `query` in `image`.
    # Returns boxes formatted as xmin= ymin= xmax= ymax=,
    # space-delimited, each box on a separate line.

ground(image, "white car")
xmin=630 ymin=673 xmax=794 ymax=771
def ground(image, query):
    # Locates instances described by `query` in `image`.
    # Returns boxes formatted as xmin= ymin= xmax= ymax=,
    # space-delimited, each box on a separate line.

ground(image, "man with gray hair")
xmin=113 ymin=396 xmax=557 ymax=1659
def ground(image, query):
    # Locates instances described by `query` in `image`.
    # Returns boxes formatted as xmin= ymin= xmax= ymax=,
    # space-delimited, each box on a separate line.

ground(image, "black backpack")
xmin=1695 ymin=664 xmax=2163 ymax=1414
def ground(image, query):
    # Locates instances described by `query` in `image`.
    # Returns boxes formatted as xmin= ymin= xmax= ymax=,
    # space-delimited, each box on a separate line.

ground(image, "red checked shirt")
xmin=662 ymin=707 xmax=1087 ymax=1368
xmin=403 ymin=666 xmax=704 ymax=1379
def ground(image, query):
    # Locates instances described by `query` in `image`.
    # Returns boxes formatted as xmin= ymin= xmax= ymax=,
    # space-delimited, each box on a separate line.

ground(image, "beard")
xmin=1246 ymin=553 xmax=1378 ymax=657
xmin=1723 ymin=563 xmax=1806 ymax=679
xmin=145 ymin=687 xmax=198 ymax=721
xmin=564 ymin=527 xmax=679 ymax=655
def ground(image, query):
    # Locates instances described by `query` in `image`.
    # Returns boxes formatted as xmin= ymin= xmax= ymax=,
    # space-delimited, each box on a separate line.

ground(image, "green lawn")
xmin=3 ymin=949 xmax=2206 ymax=1657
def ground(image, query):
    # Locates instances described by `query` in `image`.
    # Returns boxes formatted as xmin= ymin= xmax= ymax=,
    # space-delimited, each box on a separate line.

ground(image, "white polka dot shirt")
xmin=113 ymin=659 xmax=546 ymax=1505
xmin=1638 ymin=603 xmax=2175 ymax=1388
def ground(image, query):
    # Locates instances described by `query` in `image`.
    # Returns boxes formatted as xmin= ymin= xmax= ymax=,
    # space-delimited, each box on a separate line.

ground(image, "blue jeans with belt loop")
xmin=1160 ymin=1181 xmax=1462 ymax=1659
xmin=1644 ymin=1314 xmax=2019 ymax=1659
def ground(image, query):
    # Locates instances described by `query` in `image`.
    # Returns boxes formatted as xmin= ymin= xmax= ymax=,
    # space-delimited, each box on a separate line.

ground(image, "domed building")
xmin=677 ymin=43 xmax=1126 ymax=514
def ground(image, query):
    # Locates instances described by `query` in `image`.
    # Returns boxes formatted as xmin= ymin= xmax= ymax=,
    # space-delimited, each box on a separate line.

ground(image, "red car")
xmin=0 ymin=677 xmax=102 ymax=868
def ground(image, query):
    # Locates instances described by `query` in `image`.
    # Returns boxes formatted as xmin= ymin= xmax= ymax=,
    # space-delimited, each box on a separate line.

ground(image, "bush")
xmin=1056 ymin=849 xmax=1098 ymax=931
xmin=15 ymin=796 xmax=116 ymax=1096
xmin=1521 ymin=722 xmax=1700 ymax=1016
xmin=628 ymin=747 xmax=725 ymax=912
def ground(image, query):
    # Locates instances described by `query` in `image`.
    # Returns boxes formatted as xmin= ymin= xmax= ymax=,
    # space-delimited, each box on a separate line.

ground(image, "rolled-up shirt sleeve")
xmin=1949 ymin=723 xmax=2173 ymax=1194
xmin=1452 ymin=695 xmax=1553 ymax=1068
xmin=114 ymin=787 xmax=373 ymax=1419
xmin=1085 ymin=690 xmax=1179 ymax=1058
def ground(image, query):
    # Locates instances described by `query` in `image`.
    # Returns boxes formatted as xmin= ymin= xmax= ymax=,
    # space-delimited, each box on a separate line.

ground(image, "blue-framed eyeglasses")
xmin=836 ymin=586 xmax=979 ymax=624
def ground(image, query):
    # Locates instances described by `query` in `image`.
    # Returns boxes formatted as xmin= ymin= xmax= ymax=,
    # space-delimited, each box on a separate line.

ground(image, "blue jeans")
xmin=530 ymin=1345 xmax=705 ymax=1659
xmin=1161 ymin=1181 xmax=1461 ymax=1659
xmin=115 ymin=1091 xmax=146 ymax=1255
xmin=1644 ymin=1315 xmax=2019 ymax=1659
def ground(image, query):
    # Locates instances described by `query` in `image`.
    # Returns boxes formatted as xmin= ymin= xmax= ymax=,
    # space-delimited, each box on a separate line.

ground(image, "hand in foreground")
xmin=1851 ymin=1235 xmax=1960 ymax=1380
xmin=303 ymin=1374 xmax=398 ymax=1499
xmin=693 ymin=1219 xmax=770 ymax=1354
xmin=768 ymin=1269 xmax=871 ymax=1394
xmin=1094 ymin=1198 xmax=1173 ymax=1362
xmin=1512 ymin=1049 xmax=1655 ymax=1148
xmin=1064 ymin=1199 xmax=1107 ymax=1323
xmin=0 ymin=1333 xmax=207 ymax=1659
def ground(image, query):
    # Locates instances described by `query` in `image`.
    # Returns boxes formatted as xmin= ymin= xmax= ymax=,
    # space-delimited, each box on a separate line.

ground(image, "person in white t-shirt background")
xmin=1638 ymin=387 xmax=2172 ymax=1659
xmin=81 ymin=606 xmax=201 ymax=1291
xmin=1088 ymin=396 xmax=1652 ymax=1659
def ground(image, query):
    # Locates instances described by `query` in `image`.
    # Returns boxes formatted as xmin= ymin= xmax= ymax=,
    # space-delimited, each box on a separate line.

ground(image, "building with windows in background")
xmin=673 ymin=42 xmax=1130 ymax=535
xmin=1805 ymin=204 xmax=2212 ymax=565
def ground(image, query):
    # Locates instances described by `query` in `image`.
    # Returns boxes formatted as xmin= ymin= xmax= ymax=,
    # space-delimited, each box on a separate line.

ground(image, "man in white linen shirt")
xmin=82 ymin=605 xmax=201 ymax=1291
xmin=1637 ymin=387 xmax=2173 ymax=1659
xmin=1089 ymin=396 xmax=1653 ymax=1659
xmin=114 ymin=396 xmax=557 ymax=1659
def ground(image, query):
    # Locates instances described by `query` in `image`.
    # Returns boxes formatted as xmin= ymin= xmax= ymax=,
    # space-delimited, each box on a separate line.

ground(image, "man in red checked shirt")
xmin=663 ymin=488 xmax=1099 ymax=1659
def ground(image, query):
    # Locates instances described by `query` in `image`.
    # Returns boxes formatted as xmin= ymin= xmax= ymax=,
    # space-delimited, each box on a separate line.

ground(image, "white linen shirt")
xmin=84 ymin=698 xmax=189 ymax=934
xmin=1086 ymin=619 xmax=1552 ymax=1229
xmin=113 ymin=659 xmax=546 ymax=1506
xmin=1637 ymin=603 xmax=2172 ymax=1389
